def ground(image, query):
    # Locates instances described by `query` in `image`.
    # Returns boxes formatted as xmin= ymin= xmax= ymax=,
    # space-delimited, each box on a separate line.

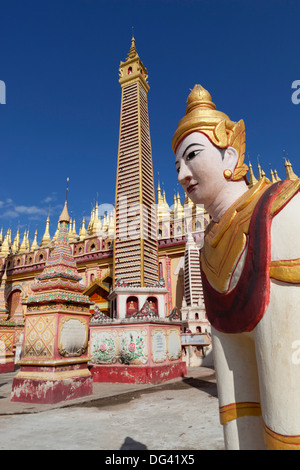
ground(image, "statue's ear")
xmin=223 ymin=146 xmax=239 ymax=173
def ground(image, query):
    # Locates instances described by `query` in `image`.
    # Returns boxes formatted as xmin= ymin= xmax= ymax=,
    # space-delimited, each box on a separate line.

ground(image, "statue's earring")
xmin=223 ymin=169 xmax=232 ymax=180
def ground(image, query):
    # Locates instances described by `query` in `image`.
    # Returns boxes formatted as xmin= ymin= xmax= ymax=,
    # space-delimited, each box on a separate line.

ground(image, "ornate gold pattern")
xmin=172 ymin=84 xmax=248 ymax=181
xmin=0 ymin=329 xmax=15 ymax=356
xmin=201 ymin=178 xmax=271 ymax=293
xmin=23 ymin=315 xmax=56 ymax=358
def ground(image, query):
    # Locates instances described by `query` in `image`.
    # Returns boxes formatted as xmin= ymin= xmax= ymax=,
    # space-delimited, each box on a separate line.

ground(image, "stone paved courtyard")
xmin=0 ymin=367 xmax=224 ymax=451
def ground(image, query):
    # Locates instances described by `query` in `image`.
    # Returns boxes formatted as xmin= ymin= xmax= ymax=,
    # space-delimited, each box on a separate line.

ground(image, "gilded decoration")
xmin=24 ymin=291 xmax=91 ymax=305
xmin=270 ymin=258 xmax=300 ymax=283
xmin=27 ymin=303 xmax=89 ymax=313
xmin=0 ymin=329 xmax=15 ymax=356
xmin=23 ymin=314 xmax=56 ymax=358
xmin=172 ymin=84 xmax=248 ymax=182
xmin=201 ymin=178 xmax=272 ymax=293
xmin=58 ymin=316 xmax=88 ymax=357
xmin=201 ymin=177 xmax=300 ymax=293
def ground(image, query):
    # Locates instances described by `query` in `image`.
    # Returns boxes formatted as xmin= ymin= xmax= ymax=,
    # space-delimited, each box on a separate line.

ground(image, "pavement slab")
xmin=0 ymin=366 xmax=224 ymax=450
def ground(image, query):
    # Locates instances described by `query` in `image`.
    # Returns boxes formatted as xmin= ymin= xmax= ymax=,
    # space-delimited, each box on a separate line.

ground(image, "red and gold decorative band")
xmin=270 ymin=259 xmax=300 ymax=284
xmin=264 ymin=423 xmax=300 ymax=450
xmin=219 ymin=402 xmax=262 ymax=425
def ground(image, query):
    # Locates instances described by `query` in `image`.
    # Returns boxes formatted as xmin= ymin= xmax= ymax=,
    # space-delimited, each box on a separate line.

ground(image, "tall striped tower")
xmin=181 ymin=233 xmax=209 ymax=333
xmin=184 ymin=233 xmax=203 ymax=307
xmin=113 ymin=37 xmax=158 ymax=288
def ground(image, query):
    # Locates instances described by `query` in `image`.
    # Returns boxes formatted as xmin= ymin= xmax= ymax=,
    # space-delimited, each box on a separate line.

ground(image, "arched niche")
xmin=126 ymin=296 xmax=139 ymax=317
xmin=7 ymin=289 xmax=22 ymax=320
xmin=147 ymin=296 xmax=158 ymax=315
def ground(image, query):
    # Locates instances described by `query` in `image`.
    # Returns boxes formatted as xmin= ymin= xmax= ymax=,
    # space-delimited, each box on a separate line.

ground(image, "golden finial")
xmin=19 ymin=228 xmax=28 ymax=253
xmin=274 ymin=169 xmax=281 ymax=181
xmin=248 ymin=160 xmax=258 ymax=188
xmin=68 ymin=218 xmax=74 ymax=242
xmin=0 ymin=232 xmax=10 ymax=256
xmin=128 ymin=30 xmax=137 ymax=59
xmin=257 ymin=155 xmax=264 ymax=180
xmin=11 ymin=228 xmax=20 ymax=254
xmin=176 ymin=191 xmax=184 ymax=218
xmin=25 ymin=229 xmax=30 ymax=251
xmin=40 ymin=215 xmax=51 ymax=247
xmin=284 ymin=155 xmax=298 ymax=180
xmin=79 ymin=216 xmax=87 ymax=241
xmin=270 ymin=168 xmax=276 ymax=183
xmin=59 ymin=178 xmax=71 ymax=223
xmin=31 ymin=227 xmax=39 ymax=250
xmin=72 ymin=219 xmax=77 ymax=238
xmin=157 ymin=174 xmax=163 ymax=204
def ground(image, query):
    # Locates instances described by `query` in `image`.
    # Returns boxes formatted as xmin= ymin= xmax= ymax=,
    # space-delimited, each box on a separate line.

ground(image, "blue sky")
xmin=1 ymin=0 xmax=300 ymax=243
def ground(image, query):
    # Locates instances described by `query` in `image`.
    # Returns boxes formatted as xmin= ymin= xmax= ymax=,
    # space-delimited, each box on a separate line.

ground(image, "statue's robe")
xmin=200 ymin=177 xmax=300 ymax=333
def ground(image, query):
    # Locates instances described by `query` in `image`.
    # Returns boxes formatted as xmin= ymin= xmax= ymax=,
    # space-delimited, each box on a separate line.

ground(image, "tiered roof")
xmin=24 ymin=201 xmax=91 ymax=308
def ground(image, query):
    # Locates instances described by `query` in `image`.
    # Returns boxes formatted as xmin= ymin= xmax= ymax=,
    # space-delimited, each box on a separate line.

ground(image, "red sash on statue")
xmin=201 ymin=180 xmax=298 ymax=333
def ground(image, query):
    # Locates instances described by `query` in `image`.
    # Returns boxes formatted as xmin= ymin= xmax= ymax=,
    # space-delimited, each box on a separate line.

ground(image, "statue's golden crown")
xmin=172 ymin=84 xmax=248 ymax=181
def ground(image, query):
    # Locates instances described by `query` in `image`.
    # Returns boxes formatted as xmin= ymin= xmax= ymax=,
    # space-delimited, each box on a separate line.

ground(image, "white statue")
xmin=173 ymin=84 xmax=300 ymax=450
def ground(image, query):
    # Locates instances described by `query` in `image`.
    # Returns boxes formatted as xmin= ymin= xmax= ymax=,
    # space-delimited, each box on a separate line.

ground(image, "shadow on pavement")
xmin=77 ymin=374 xmax=218 ymax=410
xmin=120 ymin=436 xmax=148 ymax=450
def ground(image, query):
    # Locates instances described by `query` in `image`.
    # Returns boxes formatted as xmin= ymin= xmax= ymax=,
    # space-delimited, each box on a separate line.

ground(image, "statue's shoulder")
xmin=270 ymin=179 xmax=300 ymax=218
xmin=271 ymin=179 xmax=300 ymax=261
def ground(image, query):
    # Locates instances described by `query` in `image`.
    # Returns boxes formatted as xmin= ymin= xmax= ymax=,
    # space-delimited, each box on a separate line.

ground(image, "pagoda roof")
xmin=26 ymin=200 xmax=90 ymax=307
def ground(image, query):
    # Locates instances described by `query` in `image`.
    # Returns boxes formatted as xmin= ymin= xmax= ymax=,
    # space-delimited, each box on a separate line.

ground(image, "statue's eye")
xmin=186 ymin=150 xmax=201 ymax=161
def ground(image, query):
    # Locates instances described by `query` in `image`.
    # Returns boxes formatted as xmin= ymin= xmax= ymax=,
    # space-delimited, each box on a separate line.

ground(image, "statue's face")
xmin=175 ymin=132 xmax=234 ymax=208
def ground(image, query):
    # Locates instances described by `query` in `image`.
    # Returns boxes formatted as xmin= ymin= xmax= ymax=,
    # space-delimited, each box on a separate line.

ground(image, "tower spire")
xmin=0 ymin=232 xmax=10 ymax=255
xmin=114 ymin=39 xmax=158 ymax=287
xmin=119 ymin=36 xmax=149 ymax=91
xmin=248 ymin=161 xmax=258 ymax=188
xmin=128 ymin=33 xmax=137 ymax=59
xmin=19 ymin=228 xmax=29 ymax=253
xmin=40 ymin=215 xmax=51 ymax=247
xmin=31 ymin=228 xmax=39 ymax=251
xmin=11 ymin=229 xmax=20 ymax=254
xmin=59 ymin=178 xmax=70 ymax=223
xmin=79 ymin=217 xmax=87 ymax=241
xmin=284 ymin=157 xmax=298 ymax=180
